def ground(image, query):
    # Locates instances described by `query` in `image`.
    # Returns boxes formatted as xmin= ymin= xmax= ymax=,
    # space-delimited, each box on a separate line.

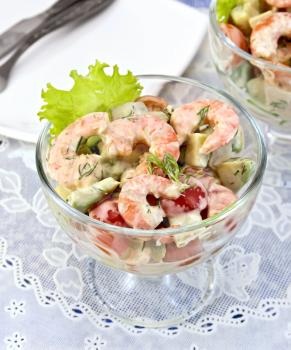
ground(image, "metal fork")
xmin=0 ymin=0 xmax=114 ymax=92
xmin=0 ymin=0 xmax=81 ymax=60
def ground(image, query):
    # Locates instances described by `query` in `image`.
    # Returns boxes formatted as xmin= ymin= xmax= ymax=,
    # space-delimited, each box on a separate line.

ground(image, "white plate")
xmin=0 ymin=0 xmax=207 ymax=143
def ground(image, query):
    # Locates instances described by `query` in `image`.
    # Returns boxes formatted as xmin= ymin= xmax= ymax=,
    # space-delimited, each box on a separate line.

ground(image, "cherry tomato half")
xmin=89 ymin=198 xmax=129 ymax=227
xmin=161 ymin=186 xmax=207 ymax=217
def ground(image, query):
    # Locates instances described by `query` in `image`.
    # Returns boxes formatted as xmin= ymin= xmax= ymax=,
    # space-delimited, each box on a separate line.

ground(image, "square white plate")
xmin=0 ymin=0 xmax=207 ymax=142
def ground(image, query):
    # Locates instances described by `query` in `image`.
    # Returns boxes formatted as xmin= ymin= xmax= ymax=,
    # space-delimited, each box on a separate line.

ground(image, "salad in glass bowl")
xmin=209 ymin=0 xmax=291 ymax=139
xmin=36 ymin=61 xmax=266 ymax=326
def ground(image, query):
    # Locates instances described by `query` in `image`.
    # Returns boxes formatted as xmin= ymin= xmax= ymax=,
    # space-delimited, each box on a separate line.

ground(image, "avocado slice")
xmin=67 ymin=177 xmax=120 ymax=212
xmin=216 ymin=158 xmax=255 ymax=192
xmin=185 ymin=133 xmax=209 ymax=168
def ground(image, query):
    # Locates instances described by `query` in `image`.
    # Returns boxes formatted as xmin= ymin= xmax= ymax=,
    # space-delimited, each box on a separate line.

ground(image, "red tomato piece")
xmin=89 ymin=198 xmax=129 ymax=227
xmin=146 ymin=194 xmax=159 ymax=206
xmin=220 ymin=23 xmax=249 ymax=52
xmin=90 ymin=199 xmax=130 ymax=257
xmin=161 ymin=186 xmax=207 ymax=217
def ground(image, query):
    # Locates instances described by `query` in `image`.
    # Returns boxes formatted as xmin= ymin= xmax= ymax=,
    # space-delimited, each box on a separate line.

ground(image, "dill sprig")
xmin=78 ymin=162 xmax=98 ymax=180
xmin=147 ymin=153 xmax=181 ymax=182
xmin=197 ymin=105 xmax=210 ymax=123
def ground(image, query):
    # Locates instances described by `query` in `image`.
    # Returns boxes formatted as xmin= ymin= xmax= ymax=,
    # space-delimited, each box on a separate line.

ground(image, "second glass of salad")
xmin=209 ymin=0 xmax=291 ymax=141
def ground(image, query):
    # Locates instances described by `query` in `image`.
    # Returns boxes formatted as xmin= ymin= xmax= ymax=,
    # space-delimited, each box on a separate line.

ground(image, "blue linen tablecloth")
xmin=181 ymin=0 xmax=210 ymax=7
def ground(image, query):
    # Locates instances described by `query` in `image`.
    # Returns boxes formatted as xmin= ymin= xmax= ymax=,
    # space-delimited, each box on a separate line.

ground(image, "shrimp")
xmin=136 ymin=95 xmax=168 ymax=111
xmin=198 ymin=101 xmax=239 ymax=154
xmin=182 ymin=166 xmax=236 ymax=217
xmin=171 ymin=100 xmax=239 ymax=154
xmin=170 ymin=100 xmax=208 ymax=144
xmin=250 ymin=13 xmax=291 ymax=62
xmin=118 ymin=175 xmax=184 ymax=229
xmin=182 ymin=165 xmax=219 ymax=186
xmin=265 ymin=0 xmax=291 ymax=7
xmin=102 ymin=115 xmax=180 ymax=160
xmin=207 ymin=182 xmax=237 ymax=217
xmin=48 ymin=112 xmax=109 ymax=189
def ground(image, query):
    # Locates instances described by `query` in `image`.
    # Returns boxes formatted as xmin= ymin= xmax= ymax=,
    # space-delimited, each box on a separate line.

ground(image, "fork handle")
xmin=0 ymin=0 xmax=113 ymax=83
xmin=44 ymin=0 xmax=82 ymax=18
xmin=0 ymin=0 xmax=81 ymax=60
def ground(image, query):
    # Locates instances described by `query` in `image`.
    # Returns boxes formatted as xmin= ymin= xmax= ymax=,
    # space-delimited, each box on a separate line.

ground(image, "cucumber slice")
xmin=111 ymin=102 xmax=148 ymax=120
xmin=67 ymin=177 xmax=120 ymax=212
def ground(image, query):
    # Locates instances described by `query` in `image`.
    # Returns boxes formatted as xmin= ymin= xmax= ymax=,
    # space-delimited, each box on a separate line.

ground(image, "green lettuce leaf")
xmin=216 ymin=0 xmax=240 ymax=23
xmin=38 ymin=60 xmax=143 ymax=138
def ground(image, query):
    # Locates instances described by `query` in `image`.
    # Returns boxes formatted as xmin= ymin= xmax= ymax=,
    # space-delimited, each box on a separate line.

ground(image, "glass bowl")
xmin=36 ymin=75 xmax=267 ymax=327
xmin=209 ymin=0 xmax=291 ymax=141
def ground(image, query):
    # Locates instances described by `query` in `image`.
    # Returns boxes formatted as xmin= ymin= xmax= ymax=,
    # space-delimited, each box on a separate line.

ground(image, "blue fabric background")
xmin=179 ymin=0 xmax=210 ymax=7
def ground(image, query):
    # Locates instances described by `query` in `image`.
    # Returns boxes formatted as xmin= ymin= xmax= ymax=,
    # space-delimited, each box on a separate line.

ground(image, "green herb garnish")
xmin=197 ymin=105 xmax=210 ymax=124
xmin=147 ymin=153 xmax=181 ymax=182
xmin=78 ymin=162 xmax=98 ymax=180
xmin=146 ymin=206 xmax=152 ymax=214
